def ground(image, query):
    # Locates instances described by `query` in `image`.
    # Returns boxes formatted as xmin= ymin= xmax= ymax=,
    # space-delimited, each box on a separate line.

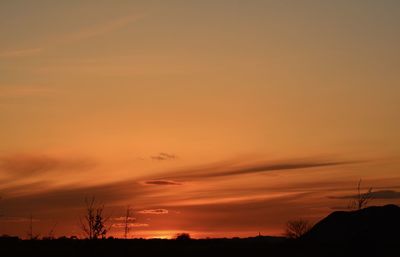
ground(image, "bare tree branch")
xmin=80 ymin=197 xmax=109 ymax=239
xmin=285 ymin=219 xmax=312 ymax=239
xmin=348 ymin=179 xmax=373 ymax=210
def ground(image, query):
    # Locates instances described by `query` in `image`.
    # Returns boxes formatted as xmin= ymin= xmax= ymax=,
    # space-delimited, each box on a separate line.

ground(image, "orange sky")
xmin=1 ymin=1 xmax=400 ymax=239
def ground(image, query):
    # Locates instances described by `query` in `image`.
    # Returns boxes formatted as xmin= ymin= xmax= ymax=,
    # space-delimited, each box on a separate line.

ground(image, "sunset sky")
xmin=1 ymin=0 xmax=400 ymax=239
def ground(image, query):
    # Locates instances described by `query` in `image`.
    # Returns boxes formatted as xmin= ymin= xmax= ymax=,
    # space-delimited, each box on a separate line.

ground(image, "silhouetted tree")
xmin=123 ymin=205 xmax=135 ymax=239
xmin=44 ymin=222 xmax=57 ymax=240
xmin=27 ymin=213 xmax=40 ymax=240
xmin=175 ymin=233 xmax=191 ymax=240
xmin=80 ymin=197 xmax=109 ymax=239
xmin=285 ymin=219 xmax=312 ymax=239
xmin=348 ymin=179 xmax=373 ymax=210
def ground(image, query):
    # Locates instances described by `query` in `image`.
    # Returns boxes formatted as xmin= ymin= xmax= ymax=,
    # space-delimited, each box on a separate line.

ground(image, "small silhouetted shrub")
xmin=175 ymin=233 xmax=191 ymax=240
xmin=285 ymin=219 xmax=312 ymax=239
xmin=79 ymin=197 xmax=110 ymax=239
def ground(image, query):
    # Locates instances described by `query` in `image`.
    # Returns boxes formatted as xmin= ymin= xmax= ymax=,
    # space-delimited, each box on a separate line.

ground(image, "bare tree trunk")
xmin=27 ymin=213 xmax=39 ymax=240
xmin=124 ymin=206 xmax=132 ymax=239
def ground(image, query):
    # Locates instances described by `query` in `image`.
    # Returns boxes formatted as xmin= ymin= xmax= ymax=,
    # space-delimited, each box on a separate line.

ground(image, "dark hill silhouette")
xmin=304 ymin=204 xmax=400 ymax=243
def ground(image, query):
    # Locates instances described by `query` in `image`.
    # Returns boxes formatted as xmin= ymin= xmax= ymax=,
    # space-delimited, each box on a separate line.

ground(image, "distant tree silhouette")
xmin=27 ymin=213 xmax=40 ymax=240
xmin=123 ymin=205 xmax=135 ymax=239
xmin=79 ymin=197 xmax=110 ymax=239
xmin=44 ymin=222 xmax=57 ymax=240
xmin=348 ymin=179 xmax=373 ymax=210
xmin=285 ymin=219 xmax=312 ymax=239
xmin=175 ymin=233 xmax=191 ymax=240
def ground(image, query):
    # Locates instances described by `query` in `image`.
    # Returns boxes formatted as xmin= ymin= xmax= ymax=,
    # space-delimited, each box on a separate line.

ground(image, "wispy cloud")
xmin=330 ymin=190 xmax=400 ymax=200
xmin=0 ymin=179 xmax=149 ymax=213
xmin=164 ymin=192 xmax=308 ymax=207
xmin=138 ymin=209 xmax=169 ymax=215
xmin=57 ymin=14 xmax=143 ymax=44
xmin=144 ymin=180 xmax=182 ymax=186
xmin=112 ymin=223 xmax=149 ymax=228
xmin=158 ymin=192 xmax=320 ymax=233
xmin=150 ymin=152 xmax=177 ymax=161
xmin=0 ymin=14 xmax=144 ymax=59
xmin=0 ymin=216 xmax=40 ymax=223
xmin=0 ymin=48 xmax=42 ymax=58
xmin=0 ymin=153 xmax=95 ymax=178
xmin=158 ymin=158 xmax=359 ymax=180
xmin=113 ymin=217 xmax=136 ymax=222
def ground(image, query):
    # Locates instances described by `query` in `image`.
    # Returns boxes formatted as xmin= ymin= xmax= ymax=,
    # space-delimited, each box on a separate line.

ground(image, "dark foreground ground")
xmin=1 ymin=236 xmax=399 ymax=257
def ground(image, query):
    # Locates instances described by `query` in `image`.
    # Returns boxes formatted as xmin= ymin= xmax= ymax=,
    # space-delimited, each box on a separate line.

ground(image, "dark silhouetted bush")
xmin=175 ymin=233 xmax=191 ymax=240
xmin=285 ymin=219 xmax=312 ymax=239
xmin=79 ymin=197 xmax=109 ymax=239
